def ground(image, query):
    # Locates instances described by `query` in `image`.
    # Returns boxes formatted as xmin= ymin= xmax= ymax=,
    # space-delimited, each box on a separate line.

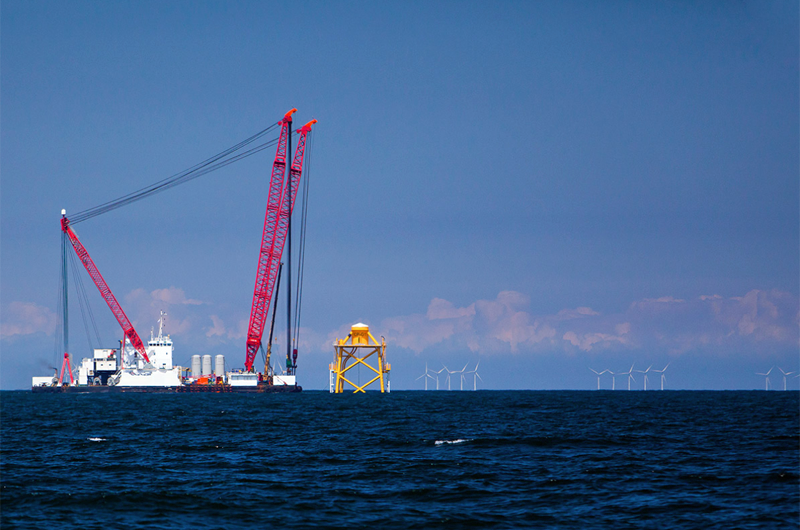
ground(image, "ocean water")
xmin=1 ymin=390 xmax=798 ymax=529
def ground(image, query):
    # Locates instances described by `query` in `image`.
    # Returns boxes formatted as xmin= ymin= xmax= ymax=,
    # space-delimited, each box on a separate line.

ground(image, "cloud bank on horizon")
xmin=378 ymin=289 xmax=799 ymax=358
xmin=3 ymin=287 xmax=796 ymax=363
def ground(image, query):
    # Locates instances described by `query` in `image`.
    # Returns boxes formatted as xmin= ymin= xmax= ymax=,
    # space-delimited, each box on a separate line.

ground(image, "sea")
xmin=1 ymin=390 xmax=798 ymax=529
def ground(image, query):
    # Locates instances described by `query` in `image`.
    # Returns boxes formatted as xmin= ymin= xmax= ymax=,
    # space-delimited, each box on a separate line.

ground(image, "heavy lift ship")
xmin=32 ymin=110 xmax=315 ymax=393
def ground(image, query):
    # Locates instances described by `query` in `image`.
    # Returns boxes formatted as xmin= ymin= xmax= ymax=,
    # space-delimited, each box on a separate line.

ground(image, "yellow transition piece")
xmin=330 ymin=323 xmax=391 ymax=393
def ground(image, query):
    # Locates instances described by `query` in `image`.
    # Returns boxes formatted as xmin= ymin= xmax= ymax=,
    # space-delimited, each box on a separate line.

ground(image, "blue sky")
xmin=2 ymin=1 xmax=798 ymax=390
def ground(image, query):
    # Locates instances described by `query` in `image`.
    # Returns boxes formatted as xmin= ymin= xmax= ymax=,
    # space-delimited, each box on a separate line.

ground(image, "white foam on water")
xmin=435 ymin=439 xmax=470 ymax=446
xmin=87 ymin=437 xmax=107 ymax=442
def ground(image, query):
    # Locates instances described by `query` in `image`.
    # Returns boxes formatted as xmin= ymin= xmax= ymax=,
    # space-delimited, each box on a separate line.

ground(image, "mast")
xmin=61 ymin=210 xmax=69 ymax=360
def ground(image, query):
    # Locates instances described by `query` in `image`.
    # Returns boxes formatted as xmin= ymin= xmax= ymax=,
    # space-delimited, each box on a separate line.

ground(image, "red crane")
xmin=61 ymin=214 xmax=151 ymax=364
xmin=244 ymin=114 xmax=316 ymax=372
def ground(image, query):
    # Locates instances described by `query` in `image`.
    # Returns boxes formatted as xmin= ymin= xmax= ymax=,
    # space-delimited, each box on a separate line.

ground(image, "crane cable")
xmin=68 ymin=250 xmax=103 ymax=352
xmin=292 ymin=128 xmax=315 ymax=349
xmin=53 ymin=233 xmax=68 ymax=366
xmin=69 ymin=121 xmax=282 ymax=224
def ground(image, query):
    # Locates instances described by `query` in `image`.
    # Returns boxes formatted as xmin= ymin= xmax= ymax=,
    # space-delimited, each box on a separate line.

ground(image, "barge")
xmin=32 ymin=313 xmax=301 ymax=394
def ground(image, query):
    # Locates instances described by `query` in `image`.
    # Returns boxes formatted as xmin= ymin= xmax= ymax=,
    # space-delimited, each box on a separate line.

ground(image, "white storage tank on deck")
xmin=202 ymin=355 xmax=212 ymax=376
xmin=215 ymin=355 xmax=225 ymax=377
xmin=191 ymin=355 xmax=201 ymax=378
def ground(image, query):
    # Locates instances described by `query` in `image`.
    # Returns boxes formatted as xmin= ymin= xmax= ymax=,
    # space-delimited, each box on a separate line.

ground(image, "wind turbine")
xmin=458 ymin=363 xmax=469 ymax=390
xmin=635 ymin=365 xmax=652 ymax=391
xmin=608 ymin=370 xmax=616 ymax=390
xmin=778 ymin=368 xmax=795 ymax=391
xmin=442 ymin=364 xmax=452 ymax=390
xmin=466 ymin=361 xmax=482 ymax=390
xmin=589 ymin=368 xmax=609 ymax=390
xmin=433 ymin=367 xmax=446 ymax=390
xmin=416 ymin=363 xmax=435 ymax=390
xmin=619 ymin=364 xmax=636 ymax=390
xmin=651 ymin=363 xmax=670 ymax=390
xmin=756 ymin=367 xmax=774 ymax=390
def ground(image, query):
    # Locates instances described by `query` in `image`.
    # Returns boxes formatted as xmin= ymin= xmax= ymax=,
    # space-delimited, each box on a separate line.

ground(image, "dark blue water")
xmin=2 ymin=391 xmax=798 ymax=529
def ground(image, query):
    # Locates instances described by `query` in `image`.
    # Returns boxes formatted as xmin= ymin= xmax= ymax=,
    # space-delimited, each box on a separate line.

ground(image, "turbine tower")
xmin=756 ymin=367 xmax=774 ymax=391
xmin=651 ymin=363 xmax=670 ymax=390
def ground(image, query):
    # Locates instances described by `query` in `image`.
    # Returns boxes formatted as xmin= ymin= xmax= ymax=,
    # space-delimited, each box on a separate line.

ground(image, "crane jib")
xmin=61 ymin=217 xmax=151 ymax=364
xmin=244 ymin=115 xmax=316 ymax=372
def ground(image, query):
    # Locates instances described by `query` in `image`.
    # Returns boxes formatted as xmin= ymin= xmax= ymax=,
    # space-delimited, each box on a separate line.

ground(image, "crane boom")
xmin=244 ymin=109 xmax=295 ymax=371
xmin=244 ymin=116 xmax=316 ymax=372
xmin=61 ymin=215 xmax=150 ymax=363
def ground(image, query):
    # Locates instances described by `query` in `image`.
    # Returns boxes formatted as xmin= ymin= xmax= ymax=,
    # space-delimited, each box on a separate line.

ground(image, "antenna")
xmin=158 ymin=310 xmax=167 ymax=340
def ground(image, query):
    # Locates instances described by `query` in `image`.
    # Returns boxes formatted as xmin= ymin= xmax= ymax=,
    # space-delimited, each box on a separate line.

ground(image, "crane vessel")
xmin=32 ymin=109 xmax=315 ymax=393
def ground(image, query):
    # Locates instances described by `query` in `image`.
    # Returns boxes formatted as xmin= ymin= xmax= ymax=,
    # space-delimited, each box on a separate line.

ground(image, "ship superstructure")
xmin=113 ymin=311 xmax=182 ymax=387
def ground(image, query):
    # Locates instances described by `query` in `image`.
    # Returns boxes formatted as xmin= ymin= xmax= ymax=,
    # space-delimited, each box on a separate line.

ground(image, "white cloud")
xmin=124 ymin=287 xmax=203 ymax=337
xmin=203 ymin=315 xmax=248 ymax=340
xmin=426 ymin=298 xmax=475 ymax=320
xmin=0 ymin=302 xmax=57 ymax=338
xmin=361 ymin=289 xmax=798 ymax=357
xmin=150 ymin=287 xmax=203 ymax=306
xmin=206 ymin=315 xmax=226 ymax=337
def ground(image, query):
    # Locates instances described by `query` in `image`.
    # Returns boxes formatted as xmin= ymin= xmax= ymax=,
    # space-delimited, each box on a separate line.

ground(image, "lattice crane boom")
xmin=61 ymin=215 xmax=150 ymax=363
xmin=244 ymin=109 xmax=295 ymax=371
xmin=244 ymin=116 xmax=316 ymax=372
